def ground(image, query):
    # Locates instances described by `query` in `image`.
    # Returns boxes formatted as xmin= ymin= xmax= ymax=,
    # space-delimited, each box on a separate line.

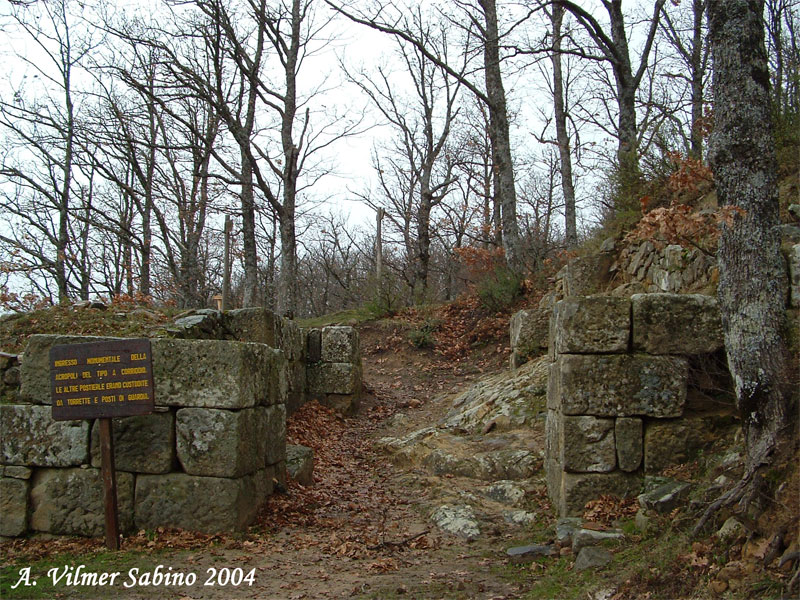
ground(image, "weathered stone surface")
xmin=544 ymin=410 xmax=563 ymax=504
xmin=430 ymin=504 xmax=479 ymax=540
xmin=176 ymin=407 xmax=270 ymax=477
xmin=556 ymin=517 xmax=582 ymax=545
xmin=306 ymin=362 xmax=361 ymax=395
xmin=318 ymin=393 xmax=361 ymax=415
xmin=572 ymin=528 xmax=624 ymax=553
xmin=561 ymin=416 xmax=616 ymax=473
xmin=552 ymin=471 xmax=642 ymax=517
xmin=574 ymin=546 xmax=612 ymax=571
xmin=30 ymin=468 xmax=134 ymax=536
xmin=264 ymin=404 xmax=287 ymax=466
xmin=553 ymin=354 xmax=688 ymax=417
xmin=637 ymin=480 xmax=691 ymax=513
xmin=632 ymin=293 xmax=723 ymax=354
xmin=306 ymin=329 xmax=322 ymax=363
xmin=509 ymin=309 xmax=550 ymax=368
xmin=321 ymin=326 xmax=360 ymax=363
xmin=286 ymin=360 xmax=306 ymax=415
xmin=277 ymin=318 xmax=303 ymax=361
xmin=1 ymin=405 xmax=89 ymax=466
xmin=223 ymin=307 xmax=277 ymax=345
xmin=790 ymin=244 xmax=800 ymax=308
xmin=170 ymin=310 xmax=224 ymax=339
xmin=270 ymin=349 xmax=289 ymax=407
xmin=615 ymin=417 xmax=643 ymax=472
xmin=2 ymin=466 xmax=32 ymax=479
xmin=560 ymin=254 xmax=614 ymax=297
xmin=481 ymin=481 xmax=526 ymax=506
xmin=503 ymin=510 xmax=537 ymax=526
xmin=644 ymin=418 xmax=717 ymax=472
xmin=151 ymin=339 xmax=273 ymax=408
xmin=20 ymin=335 xmax=120 ymax=404
xmin=442 ymin=357 xmax=548 ymax=434
xmin=90 ymin=412 xmax=174 ymax=473
xmin=506 ymin=544 xmax=554 ymax=563
xmin=717 ymin=517 xmax=746 ymax=542
xmin=3 ymin=366 xmax=20 ymax=387
xmin=551 ymin=297 xmax=630 ymax=354
xmin=286 ymin=444 xmax=313 ymax=486
xmin=423 ymin=447 xmax=539 ymax=481
xmin=0 ymin=477 xmax=28 ymax=536
xmin=135 ymin=471 xmax=271 ymax=533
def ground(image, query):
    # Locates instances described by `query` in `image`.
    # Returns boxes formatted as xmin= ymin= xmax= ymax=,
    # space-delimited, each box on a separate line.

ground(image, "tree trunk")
xmin=708 ymin=0 xmax=791 ymax=490
xmin=690 ymin=0 xmax=706 ymax=159
xmin=240 ymin=150 xmax=259 ymax=307
xmin=480 ymin=0 xmax=523 ymax=272
xmin=550 ymin=4 xmax=578 ymax=247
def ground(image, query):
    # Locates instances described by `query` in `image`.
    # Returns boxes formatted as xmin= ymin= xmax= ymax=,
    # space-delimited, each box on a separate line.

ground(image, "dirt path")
xmin=2 ymin=322 xmax=541 ymax=599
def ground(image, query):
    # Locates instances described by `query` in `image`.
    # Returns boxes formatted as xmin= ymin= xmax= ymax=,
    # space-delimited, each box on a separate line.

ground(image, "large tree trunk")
xmin=550 ymin=4 xmax=577 ymax=247
xmin=240 ymin=150 xmax=260 ymax=307
xmin=708 ymin=0 xmax=791 ymax=499
xmin=480 ymin=0 xmax=523 ymax=272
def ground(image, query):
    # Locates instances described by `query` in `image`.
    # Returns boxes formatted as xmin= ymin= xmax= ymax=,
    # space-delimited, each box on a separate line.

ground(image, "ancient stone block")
xmin=286 ymin=444 xmax=313 ymax=486
xmin=551 ymin=297 xmax=630 ymax=354
xmin=561 ymin=416 xmax=616 ymax=473
xmin=264 ymin=404 xmax=287 ymax=466
xmin=90 ymin=411 xmax=174 ymax=473
xmin=306 ymin=329 xmax=322 ymax=363
xmin=560 ymin=254 xmax=614 ymax=297
xmin=644 ymin=418 xmax=718 ymax=473
xmin=223 ymin=307 xmax=277 ymax=346
xmin=29 ymin=468 xmax=134 ymax=536
xmin=632 ymin=293 xmax=723 ymax=354
xmin=509 ymin=309 xmax=550 ymax=368
xmin=269 ymin=349 xmax=289 ymax=407
xmin=554 ymin=354 xmax=688 ymax=417
xmin=170 ymin=310 xmax=224 ymax=339
xmin=546 ymin=361 xmax=561 ymax=410
xmin=616 ymin=417 xmax=643 ymax=472
xmin=277 ymin=318 xmax=303 ymax=361
xmin=2 ymin=466 xmax=32 ymax=479
xmin=176 ymin=407 xmax=269 ymax=477
xmin=553 ymin=470 xmax=643 ymax=517
xmin=321 ymin=326 xmax=360 ymax=363
xmin=1 ymin=405 xmax=89 ymax=467
xmin=0 ymin=477 xmax=28 ymax=536
xmin=134 ymin=471 xmax=271 ymax=534
xmin=151 ymin=339 xmax=272 ymax=408
xmin=307 ymin=362 xmax=361 ymax=395
xmin=20 ymin=335 xmax=120 ymax=404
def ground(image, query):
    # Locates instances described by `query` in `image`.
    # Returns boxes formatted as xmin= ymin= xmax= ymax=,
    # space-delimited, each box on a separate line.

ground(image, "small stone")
xmin=708 ymin=579 xmax=728 ymax=594
xmin=430 ymin=505 xmax=480 ymax=540
xmin=572 ymin=528 xmax=624 ymax=553
xmin=286 ymin=444 xmax=313 ymax=486
xmin=574 ymin=546 xmax=612 ymax=571
xmin=634 ymin=509 xmax=650 ymax=533
xmin=717 ymin=517 xmax=745 ymax=542
xmin=506 ymin=544 xmax=554 ymax=563
xmin=503 ymin=510 xmax=536 ymax=526
xmin=555 ymin=517 xmax=582 ymax=545
xmin=637 ymin=480 xmax=691 ymax=514
xmin=482 ymin=480 xmax=526 ymax=506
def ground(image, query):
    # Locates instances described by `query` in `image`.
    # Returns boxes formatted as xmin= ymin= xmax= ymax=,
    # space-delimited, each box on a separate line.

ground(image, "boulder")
xmin=550 ymin=297 xmax=630 ymax=354
xmin=29 ymin=468 xmax=135 ymax=536
xmin=1 ymin=404 xmax=89 ymax=467
xmin=134 ymin=471 xmax=271 ymax=534
xmin=631 ymin=293 xmax=723 ymax=354
xmin=549 ymin=354 xmax=688 ymax=417
xmin=90 ymin=411 xmax=174 ymax=473
xmin=637 ymin=480 xmax=691 ymax=513
xmin=286 ymin=445 xmax=314 ymax=486
xmin=430 ymin=504 xmax=480 ymax=540
xmin=0 ymin=477 xmax=28 ymax=536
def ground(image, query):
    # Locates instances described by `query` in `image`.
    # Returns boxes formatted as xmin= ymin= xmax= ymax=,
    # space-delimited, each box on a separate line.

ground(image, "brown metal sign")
xmin=50 ymin=339 xmax=155 ymax=421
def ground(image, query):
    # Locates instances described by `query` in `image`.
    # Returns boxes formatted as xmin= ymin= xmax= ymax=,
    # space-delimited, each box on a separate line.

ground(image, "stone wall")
xmin=305 ymin=326 xmax=362 ymax=415
xmin=0 ymin=335 xmax=287 ymax=537
xmin=544 ymin=294 xmax=733 ymax=517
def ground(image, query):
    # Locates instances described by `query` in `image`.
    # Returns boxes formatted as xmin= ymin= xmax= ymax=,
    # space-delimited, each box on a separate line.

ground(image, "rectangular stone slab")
xmin=134 ymin=471 xmax=271 ymax=533
xmin=631 ymin=293 xmax=723 ymax=355
xmin=551 ymin=297 xmax=630 ymax=354
xmin=151 ymin=339 xmax=273 ymax=408
xmin=29 ymin=468 xmax=134 ymax=536
xmin=306 ymin=362 xmax=361 ymax=395
xmin=561 ymin=415 xmax=617 ymax=473
xmin=555 ymin=470 xmax=643 ymax=517
xmin=553 ymin=354 xmax=688 ymax=417
xmin=1 ymin=404 xmax=89 ymax=467
xmin=0 ymin=477 xmax=29 ymax=536
xmin=90 ymin=411 xmax=175 ymax=474
xmin=321 ymin=326 xmax=360 ymax=363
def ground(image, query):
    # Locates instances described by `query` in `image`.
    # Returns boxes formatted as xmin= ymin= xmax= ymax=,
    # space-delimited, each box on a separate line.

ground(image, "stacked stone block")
xmin=305 ymin=326 xmax=362 ymax=415
xmin=545 ymin=294 xmax=724 ymax=517
xmin=0 ymin=352 xmax=20 ymax=404
xmin=0 ymin=334 xmax=287 ymax=537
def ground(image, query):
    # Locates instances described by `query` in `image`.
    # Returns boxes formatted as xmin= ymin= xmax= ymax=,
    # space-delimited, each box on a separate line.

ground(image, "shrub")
xmin=476 ymin=267 xmax=523 ymax=312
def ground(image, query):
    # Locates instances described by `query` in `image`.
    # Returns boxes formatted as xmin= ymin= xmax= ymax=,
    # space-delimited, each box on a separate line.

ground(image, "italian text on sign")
xmin=50 ymin=339 xmax=155 ymax=420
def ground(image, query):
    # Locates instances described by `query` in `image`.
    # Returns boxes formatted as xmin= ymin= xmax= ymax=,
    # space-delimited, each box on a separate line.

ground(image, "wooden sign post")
xmin=50 ymin=339 xmax=156 ymax=550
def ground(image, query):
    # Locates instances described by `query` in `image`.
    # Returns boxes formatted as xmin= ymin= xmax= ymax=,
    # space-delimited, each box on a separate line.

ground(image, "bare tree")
xmin=696 ymin=0 xmax=793 ymax=532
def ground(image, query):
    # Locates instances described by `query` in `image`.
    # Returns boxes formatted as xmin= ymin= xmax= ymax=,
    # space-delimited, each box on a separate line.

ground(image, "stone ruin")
xmin=0 ymin=310 xmax=362 ymax=538
xmin=544 ymin=293 xmax=733 ymax=516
